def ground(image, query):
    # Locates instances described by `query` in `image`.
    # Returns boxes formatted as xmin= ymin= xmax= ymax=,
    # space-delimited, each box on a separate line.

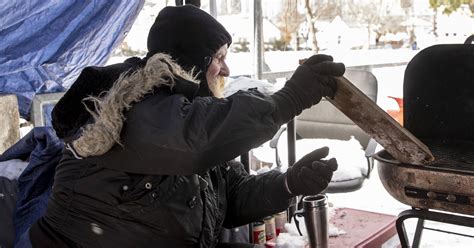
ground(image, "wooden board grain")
xmin=327 ymin=76 xmax=435 ymax=165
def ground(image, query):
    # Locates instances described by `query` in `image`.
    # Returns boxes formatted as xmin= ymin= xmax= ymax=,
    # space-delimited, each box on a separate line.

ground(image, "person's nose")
xmin=220 ymin=61 xmax=230 ymax=77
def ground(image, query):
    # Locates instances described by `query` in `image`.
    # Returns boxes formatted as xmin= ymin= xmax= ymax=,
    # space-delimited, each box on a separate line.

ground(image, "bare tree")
xmin=304 ymin=0 xmax=318 ymax=52
xmin=303 ymin=0 xmax=339 ymax=53
xmin=401 ymin=0 xmax=416 ymax=47
xmin=347 ymin=0 xmax=385 ymax=49
xmin=218 ymin=0 xmax=241 ymax=15
xmin=274 ymin=0 xmax=304 ymax=50
xmin=219 ymin=0 xmax=229 ymax=15
xmin=230 ymin=0 xmax=241 ymax=14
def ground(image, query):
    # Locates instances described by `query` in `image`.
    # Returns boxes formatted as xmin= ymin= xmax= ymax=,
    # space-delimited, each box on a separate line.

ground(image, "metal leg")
xmin=239 ymin=152 xmax=251 ymax=243
xmin=412 ymin=218 xmax=425 ymax=248
xmin=395 ymin=208 xmax=474 ymax=248
xmin=395 ymin=212 xmax=411 ymax=248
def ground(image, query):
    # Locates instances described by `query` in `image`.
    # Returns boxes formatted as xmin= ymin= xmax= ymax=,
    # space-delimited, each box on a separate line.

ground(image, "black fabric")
xmin=91 ymin=86 xmax=279 ymax=176
xmin=285 ymin=147 xmax=338 ymax=196
xmin=32 ymin=77 xmax=290 ymax=247
xmin=146 ymin=5 xmax=232 ymax=97
xmin=403 ymin=44 xmax=474 ymax=141
xmin=51 ymin=57 xmax=145 ymax=140
xmin=271 ymin=54 xmax=345 ymax=125
xmin=0 ymin=177 xmax=17 ymax=248
xmin=30 ymin=156 xmax=290 ymax=247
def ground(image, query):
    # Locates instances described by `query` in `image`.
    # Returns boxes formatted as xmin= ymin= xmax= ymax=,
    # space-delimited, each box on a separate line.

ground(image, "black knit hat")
xmin=146 ymin=5 xmax=232 ymax=88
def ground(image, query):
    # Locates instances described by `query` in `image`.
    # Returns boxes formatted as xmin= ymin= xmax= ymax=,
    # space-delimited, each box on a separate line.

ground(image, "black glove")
xmin=271 ymin=54 xmax=345 ymax=124
xmin=284 ymin=146 xmax=338 ymax=196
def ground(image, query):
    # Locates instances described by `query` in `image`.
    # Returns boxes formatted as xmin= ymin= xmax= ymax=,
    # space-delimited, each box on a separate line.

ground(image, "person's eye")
xmin=214 ymin=56 xmax=224 ymax=64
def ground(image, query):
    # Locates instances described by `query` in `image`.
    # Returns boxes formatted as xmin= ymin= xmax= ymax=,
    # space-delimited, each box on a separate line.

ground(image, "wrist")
xmin=275 ymin=173 xmax=293 ymax=198
xmin=271 ymin=87 xmax=301 ymax=125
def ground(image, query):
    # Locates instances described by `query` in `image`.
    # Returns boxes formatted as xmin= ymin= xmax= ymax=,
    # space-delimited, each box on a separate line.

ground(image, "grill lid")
xmin=403 ymin=41 xmax=474 ymax=141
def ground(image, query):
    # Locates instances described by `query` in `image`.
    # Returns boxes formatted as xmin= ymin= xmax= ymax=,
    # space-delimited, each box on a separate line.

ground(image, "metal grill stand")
xmin=396 ymin=208 xmax=474 ymax=248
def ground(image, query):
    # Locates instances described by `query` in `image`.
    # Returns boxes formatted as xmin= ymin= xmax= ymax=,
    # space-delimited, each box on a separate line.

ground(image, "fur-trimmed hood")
xmin=70 ymin=53 xmax=198 ymax=158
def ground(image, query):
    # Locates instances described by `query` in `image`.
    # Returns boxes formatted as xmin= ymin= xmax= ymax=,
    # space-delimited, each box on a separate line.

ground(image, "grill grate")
xmin=424 ymin=140 xmax=474 ymax=173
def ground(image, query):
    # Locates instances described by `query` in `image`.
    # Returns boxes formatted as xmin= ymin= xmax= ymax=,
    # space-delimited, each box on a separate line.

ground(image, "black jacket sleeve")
xmin=91 ymin=89 xmax=281 ymax=175
xmin=222 ymin=161 xmax=291 ymax=228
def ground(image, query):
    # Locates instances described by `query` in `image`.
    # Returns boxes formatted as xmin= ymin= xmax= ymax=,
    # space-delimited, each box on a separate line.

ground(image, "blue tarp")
xmin=0 ymin=127 xmax=63 ymax=246
xmin=0 ymin=0 xmax=145 ymax=119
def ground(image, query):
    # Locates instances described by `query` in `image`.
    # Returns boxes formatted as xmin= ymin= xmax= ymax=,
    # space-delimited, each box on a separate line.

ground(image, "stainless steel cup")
xmin=302 ymin=194 xmax=329 ymax=248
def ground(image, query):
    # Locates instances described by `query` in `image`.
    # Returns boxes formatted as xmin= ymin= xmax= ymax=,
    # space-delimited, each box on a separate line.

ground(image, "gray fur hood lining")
xmin=71 ymin=53 xmax=198 ymax=158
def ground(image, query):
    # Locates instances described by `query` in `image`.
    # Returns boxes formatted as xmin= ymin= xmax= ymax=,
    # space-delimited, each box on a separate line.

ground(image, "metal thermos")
xmin=302 ymin=194 xmax=329 ymax=248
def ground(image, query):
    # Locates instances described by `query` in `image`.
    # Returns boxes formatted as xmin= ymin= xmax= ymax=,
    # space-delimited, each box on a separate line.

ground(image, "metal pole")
xmin=209 ymin=0 xmax=217 ymax=17
xmin=287 ymin=119 xmax=298 ymax=221
xmin=240 ymin=153 xmax=251 ymax=174
xmin=287 ymin=119 xmax=296 ymax=167
xmin=252 ymin=0 xmax=263 ymax=79
xmin=248 ymin=4 xmax=264 ymax=244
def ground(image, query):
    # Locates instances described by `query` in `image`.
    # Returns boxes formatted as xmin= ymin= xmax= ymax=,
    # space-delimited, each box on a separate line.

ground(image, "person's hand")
xmin=288 ymin=54 xmax=345 ymax=101
xmin=271 ymin=54 xmax=345 ymax=125
xmin=284 ymin=147 xmax=338 ymax=196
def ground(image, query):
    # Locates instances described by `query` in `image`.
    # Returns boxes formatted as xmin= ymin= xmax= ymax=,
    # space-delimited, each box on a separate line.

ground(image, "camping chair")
xmin=30 ymin=92 xmax=64 ymax=127
xmin=270 ymin=68 xmax=379 ymax=193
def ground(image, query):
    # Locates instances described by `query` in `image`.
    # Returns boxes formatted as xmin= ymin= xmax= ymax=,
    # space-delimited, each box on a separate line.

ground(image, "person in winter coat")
xmin=25 ymin=5 xmax=344 ymax=248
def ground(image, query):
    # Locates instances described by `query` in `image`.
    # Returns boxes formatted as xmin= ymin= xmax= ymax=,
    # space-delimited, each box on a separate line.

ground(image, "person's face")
xmin=206 ymin=44 xmax=229 ymax=98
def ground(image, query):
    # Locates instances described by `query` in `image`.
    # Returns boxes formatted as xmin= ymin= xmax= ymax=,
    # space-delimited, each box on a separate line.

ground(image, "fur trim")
xmin=72 ymin=53 xmax=198 ymax=157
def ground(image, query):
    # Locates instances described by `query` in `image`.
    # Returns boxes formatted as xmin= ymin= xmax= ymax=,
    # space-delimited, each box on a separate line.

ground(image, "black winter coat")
xmin=31 ymin=55 xmax=291 ymax=247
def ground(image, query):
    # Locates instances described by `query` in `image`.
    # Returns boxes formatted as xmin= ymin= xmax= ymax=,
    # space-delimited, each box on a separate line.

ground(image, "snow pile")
xmin=223 ymin=76 xmax=276 ymax=97
xmin=253 ymin=133 xmax=367 ymax=182
xmin=276 ymin=210 xmax=346 ymax=248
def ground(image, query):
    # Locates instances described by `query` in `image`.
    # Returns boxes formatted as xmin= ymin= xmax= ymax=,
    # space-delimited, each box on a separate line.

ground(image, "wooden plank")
xmin=327 ymin=76 xmax=435 ymax=165
xmin=0 ymin=94 xmax=20 ymax=154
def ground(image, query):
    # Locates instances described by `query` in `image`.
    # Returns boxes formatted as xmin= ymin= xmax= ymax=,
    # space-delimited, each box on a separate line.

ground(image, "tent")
xmin=0 ymin=0 xmax=145 ymax=119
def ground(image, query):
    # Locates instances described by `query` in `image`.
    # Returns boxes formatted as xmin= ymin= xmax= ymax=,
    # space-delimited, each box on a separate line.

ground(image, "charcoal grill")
xmin=373 ymin=36 xmax=474 ymax=247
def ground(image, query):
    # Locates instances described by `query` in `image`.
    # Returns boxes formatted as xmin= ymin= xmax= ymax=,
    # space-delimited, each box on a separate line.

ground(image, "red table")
xmin=329 ymin=208 xmax=400 ymax=248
